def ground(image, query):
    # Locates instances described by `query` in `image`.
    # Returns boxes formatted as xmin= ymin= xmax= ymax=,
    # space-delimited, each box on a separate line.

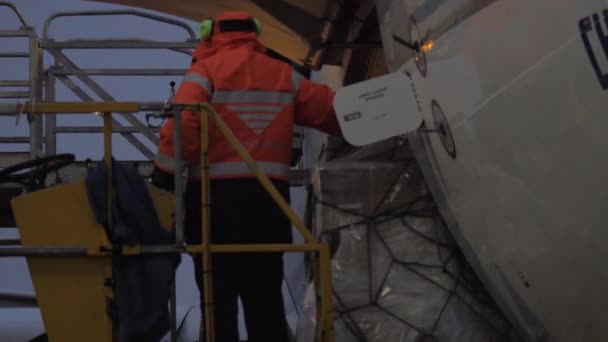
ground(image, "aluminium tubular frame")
xmin=0 ymin=101 xmax=336 ymax=342
xmin=0 ymin=0 xmax=200 ymax=161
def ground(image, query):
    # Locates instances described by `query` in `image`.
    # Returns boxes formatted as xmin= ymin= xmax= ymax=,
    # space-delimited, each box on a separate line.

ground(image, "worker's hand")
xmin=150 ymin=166 xmax=175 ymax=191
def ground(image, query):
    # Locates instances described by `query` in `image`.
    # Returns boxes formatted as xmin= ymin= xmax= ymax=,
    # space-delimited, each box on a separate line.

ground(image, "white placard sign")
xmin=333 ymin=72 xmax=423 ymax=146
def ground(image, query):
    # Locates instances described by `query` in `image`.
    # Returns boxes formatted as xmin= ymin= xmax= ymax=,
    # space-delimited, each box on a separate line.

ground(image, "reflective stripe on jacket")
xmin=154 ymin=11 xmax=341 ymax=181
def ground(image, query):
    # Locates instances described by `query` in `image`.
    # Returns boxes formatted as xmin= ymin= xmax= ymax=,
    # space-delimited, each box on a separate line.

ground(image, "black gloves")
xmin=290 ymin=148 xmax=303 ymax=167
xmin=149 ymin=166 xmax=175 ymax=192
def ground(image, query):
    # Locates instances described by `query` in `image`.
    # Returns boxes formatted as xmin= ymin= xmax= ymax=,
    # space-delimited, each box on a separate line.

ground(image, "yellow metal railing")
xmin=2 ymin=101 xmax=335 ymax=342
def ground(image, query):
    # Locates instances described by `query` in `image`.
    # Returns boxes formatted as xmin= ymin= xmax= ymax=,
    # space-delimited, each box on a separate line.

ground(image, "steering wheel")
xmin=0 ymin=154 xmax=75 ymax=191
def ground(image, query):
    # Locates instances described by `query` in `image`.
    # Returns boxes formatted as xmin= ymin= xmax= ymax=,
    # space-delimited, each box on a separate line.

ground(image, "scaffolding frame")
xmin=0 ymin=100 xmax=336 ymax=342
xmin=0 ymin=1 xmax=200 ymax=162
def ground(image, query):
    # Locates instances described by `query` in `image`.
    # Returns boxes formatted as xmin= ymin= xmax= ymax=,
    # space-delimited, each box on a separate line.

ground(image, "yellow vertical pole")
xmin=314 ymin=252 xmax=323 ymax=341
xmin=319 ymin=244 xmax=335 ymax=342
xmin=200 ymin=109 xmax=215 ymax=342
xmin=103 ymin=112 xmax=115 ymax=341
xmin=313 ymin=244 xmax=335 ymax=342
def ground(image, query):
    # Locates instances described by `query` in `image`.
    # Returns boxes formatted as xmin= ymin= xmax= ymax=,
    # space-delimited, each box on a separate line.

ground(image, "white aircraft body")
xmin=374 ymin=1 xmax=608 ymax=341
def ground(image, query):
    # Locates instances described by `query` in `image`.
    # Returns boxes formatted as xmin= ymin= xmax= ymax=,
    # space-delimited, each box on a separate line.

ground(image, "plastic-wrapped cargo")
xmin=296 ymin=161 xmax=522 ymax=342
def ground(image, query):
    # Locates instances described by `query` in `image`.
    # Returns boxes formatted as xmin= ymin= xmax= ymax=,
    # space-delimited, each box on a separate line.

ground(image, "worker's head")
xmin=199 ymin=11 xmax=261 ymax=41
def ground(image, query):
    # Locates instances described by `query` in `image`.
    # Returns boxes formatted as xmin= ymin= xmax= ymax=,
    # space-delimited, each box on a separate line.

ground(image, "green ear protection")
xmin=199 ymin=19 xmax=214 ymax=40
xmin=199 ymin=17 xmax=261 ymax=40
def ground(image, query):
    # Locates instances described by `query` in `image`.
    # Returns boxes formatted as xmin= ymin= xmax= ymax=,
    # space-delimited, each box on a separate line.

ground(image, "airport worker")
xmin=151 ymin=10 xmax=342 ymax=342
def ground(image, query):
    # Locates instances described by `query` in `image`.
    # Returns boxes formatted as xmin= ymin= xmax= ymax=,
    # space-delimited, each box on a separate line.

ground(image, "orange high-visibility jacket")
xmin=154 ymin=11 xmax=342 ymax=181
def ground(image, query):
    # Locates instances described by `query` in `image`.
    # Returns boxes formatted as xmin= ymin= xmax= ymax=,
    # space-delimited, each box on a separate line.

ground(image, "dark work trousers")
xmin=184 ymin=178 xmax=292 ymax=342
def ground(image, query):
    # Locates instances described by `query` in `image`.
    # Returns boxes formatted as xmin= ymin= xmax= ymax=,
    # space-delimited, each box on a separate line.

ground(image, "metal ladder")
xmin=0 ymin=1 xmax=40 ymax=165
xmin=0 ymin=1 xmax=202 ymax=166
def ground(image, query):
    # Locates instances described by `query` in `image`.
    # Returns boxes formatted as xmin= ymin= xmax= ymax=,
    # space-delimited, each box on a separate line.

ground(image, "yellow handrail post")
xmin=319 ymin=244 xmax=335 ymax=342
xmin=200 ymin=107 xmax=215 ymax=342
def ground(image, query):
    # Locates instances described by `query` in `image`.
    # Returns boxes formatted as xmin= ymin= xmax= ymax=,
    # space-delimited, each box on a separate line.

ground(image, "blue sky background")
xmin=0 ymin=0 xmax=309 ymax=337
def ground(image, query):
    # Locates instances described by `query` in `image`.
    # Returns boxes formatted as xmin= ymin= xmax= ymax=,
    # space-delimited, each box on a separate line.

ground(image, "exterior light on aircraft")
xmin=421 ymin=41 xmax=434 ymax=53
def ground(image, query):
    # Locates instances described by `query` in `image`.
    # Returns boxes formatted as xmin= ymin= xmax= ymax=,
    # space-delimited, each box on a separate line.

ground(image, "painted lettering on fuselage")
xmin=580 ymin=10 xmax=608 ymax=90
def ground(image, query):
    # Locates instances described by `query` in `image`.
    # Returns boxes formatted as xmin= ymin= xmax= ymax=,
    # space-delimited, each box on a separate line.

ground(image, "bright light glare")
xmin=421 ymin=40 xmax=434 ymax=53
